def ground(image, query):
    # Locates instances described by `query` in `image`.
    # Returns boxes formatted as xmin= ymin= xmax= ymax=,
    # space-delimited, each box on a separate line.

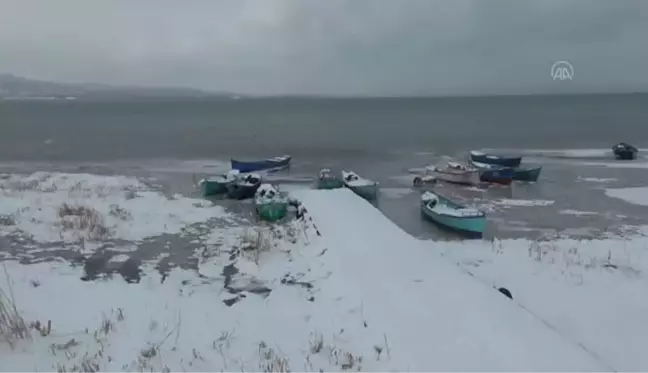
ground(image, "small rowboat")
xmin=230 ymin=155 xmax=291 ymax=173
xmin=341 ymin=170 xmax=379 ymax=201
xmin=471 ymin=160 xmax=542 ymax=182
xmin=429 ymin=162 xmax=481 ymax=186
xmin=254 ymin=184 xmax=288 ymax=222
xmin=200 ymin=170 xmax=240 ymax=197
xmin=227 ymin=173 xmax=262 ymax=200
xmin=316 ymin=168 xmax=344 ymax=190
xmin=420 ymin=191 xmax=486 ymax=237
xmin=469 ymin=150 xmax=522 ymax=168
xmin=612 ymin=142 xmax=638 ymax=160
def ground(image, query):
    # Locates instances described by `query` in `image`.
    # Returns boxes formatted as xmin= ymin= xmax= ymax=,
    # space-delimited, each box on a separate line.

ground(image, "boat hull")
xmin=512 ymin=167 xmax=542 ymax=182
xmin=230 ymin=156 xmax=291 ymax=173
xmin=227 ymin=182 xmax=261 ymax=200
xmin=346 ymin=183 xmax=379 ymax=201
xmin=614 ymin=150 xmax=637 ymax=160
xmin=200 ymin=180 xmax=231 ymax=196
xmin=316 ymin=177 xmax=345 ymax=190
xmin=433 ymin=169 xmax=481 ymax=186
xmin=478 ymin=168 xmax=513 ymax=185
xmin=255 ymin=201 xmax=288 ymax=221
xmin=421 ymin=206 xmax=485 ymax=237
xmin=470 ymin=152 xmax=522 ymax=168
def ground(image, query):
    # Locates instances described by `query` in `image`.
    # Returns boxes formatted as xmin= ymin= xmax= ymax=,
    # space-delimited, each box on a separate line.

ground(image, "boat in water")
xmin=420 ymin=191 xmax=486 ymax=237
xmin=230 ymin=155 xmax=291 ymax=173
xmin=254 ymin=184 xmax=288 ymax=222
xmin=316 ymin=168 xmax=345 ymax=190
xmin=429 ymin=162 xmax=481 ymax=186
xmin=341 ymin=170 xmax=379 ymax=201
xmin=469 ymin=150 xmax=522 ymax=168
xmin=226 ymin=173 xmax=262 ymax=200
xmin=470 ymin=161 xmax=542 ymax=183
xmin=200 ymin=170 xmax=240 ymax=197
xmin=612 ymin=142 xmax=638 ymax=160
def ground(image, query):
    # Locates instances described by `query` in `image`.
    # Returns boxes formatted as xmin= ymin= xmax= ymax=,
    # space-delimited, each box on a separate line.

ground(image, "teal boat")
xmin=342 ymin=170 xmax=379 ymax=201
xmin=200 ymin=170 xmax=240 ymax=197
xmin=512 ymin=167 xmax=542 ymax=182
xmin=316 ymin=168 xmax=344 ymax=190
xmin=420 ymin=191 xmax=486 ymax=237
xmin=254 ymin=184 xmax=288 ymax=222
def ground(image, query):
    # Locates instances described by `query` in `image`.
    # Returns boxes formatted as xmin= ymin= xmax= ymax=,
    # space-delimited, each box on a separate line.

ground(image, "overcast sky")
xmin=0 ymin=0 xmax=646 ymax=96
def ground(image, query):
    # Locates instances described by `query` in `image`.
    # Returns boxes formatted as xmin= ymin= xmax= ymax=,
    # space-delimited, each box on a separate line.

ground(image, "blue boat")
xmin=469 ymin=150 xmax=522 ymax=168
xmin=478 ymin=167 xmax=513 ymax=185
xmin=420 ymin=191 xmax=486 ymax=237
xmin=471 ymin=160 xmax=542 ymax=182
xmin=230 ymin=155 xmax=291 ymax=173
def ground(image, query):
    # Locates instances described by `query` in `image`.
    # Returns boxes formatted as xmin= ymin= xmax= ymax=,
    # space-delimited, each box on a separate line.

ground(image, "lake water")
xmin=1 ymin=94 xmax=648 ymax=242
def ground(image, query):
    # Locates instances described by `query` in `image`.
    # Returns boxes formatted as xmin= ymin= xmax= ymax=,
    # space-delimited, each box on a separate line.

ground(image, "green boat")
xmin=316 ymin=168 xmax=344 ymax=190
xmin=254 ymin=184 xmax=288 ymax=222
xmin=420 ymin=191 xmax=486 ymax=238
xmin=341 ymin=170 xmax=379 ymax=201
xmin=200 ymin=170 xmax=240 ymax=197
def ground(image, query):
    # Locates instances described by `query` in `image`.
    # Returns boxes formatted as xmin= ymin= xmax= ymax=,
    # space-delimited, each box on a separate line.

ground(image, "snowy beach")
xmin=1 ymin=170 xmax=648 ymax=371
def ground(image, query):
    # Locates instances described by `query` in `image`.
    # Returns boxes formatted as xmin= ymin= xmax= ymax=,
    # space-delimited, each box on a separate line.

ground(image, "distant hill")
xmin=0 ymin=74 xmax=241 ymax=100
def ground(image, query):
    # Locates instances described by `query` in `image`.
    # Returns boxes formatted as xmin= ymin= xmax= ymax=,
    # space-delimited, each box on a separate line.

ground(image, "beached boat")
xmin=254 ymin=184 xmax=288 ymax=221
xmin=200 ymin=170 xmax=240 ymax=197
xmin=316 ymin=168 xmax=344 ymax=190
xmin=469 ymin=150 xmax=522 ymax=168
xmin=429 ymin=162 xmax=481 ymax=186
xmin=230 ymin=155 xmax=291 ymax=173
xmin=612 ymin=142 xmax=638 ymax=160
xmin=420 ymin=191 xmax=486 ymax=237
xmin=226 ymin=173 xmax=262 ymax=200
xmin=341 ymin=170 xmax=379 ymax=201
xmin=471 ymin=160 xmax=542 ymax=182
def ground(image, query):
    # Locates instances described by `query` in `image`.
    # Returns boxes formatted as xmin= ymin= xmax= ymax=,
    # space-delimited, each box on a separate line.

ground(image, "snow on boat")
xmin=612 ymin=142 xmax=638 ymax=160
xmin=200 ymin=169 xmax=240 ymax=196
xmin=316 ymin=168 xmax=344 ymax=190
xmin=226 ymin=172 xmax=262 ymax=200
xmin=470 ymin=150 xmax=522 ymax=168
xmin=429 ymin=161 xmax=481 ymax=186
xmin=254 ymin=183 xmax=288 ymax=221
xmin=230 ymin=155 xmax=291 ymax=173
xmin=341 ymin=170 xmax=379 ymax=201
xmin=420 ymin=190 xmax=486 ymax=237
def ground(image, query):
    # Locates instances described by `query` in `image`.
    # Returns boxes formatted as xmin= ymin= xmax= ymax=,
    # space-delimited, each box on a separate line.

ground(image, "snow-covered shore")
xmin=1 ymin=172 xmax=648 ymax=370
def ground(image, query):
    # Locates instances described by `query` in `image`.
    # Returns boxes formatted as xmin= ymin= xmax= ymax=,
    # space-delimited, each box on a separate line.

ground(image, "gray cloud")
xmin=0 ymin=0 xmax=646 ymax=95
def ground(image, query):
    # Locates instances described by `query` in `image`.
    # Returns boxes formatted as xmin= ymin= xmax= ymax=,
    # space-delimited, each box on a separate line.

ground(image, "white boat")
xmin=429 ymin=161 xmax=480 ymax=186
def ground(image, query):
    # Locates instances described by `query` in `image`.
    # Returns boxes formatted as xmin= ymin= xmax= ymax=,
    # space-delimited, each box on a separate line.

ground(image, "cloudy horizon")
xmin=1 ymin=0 xmax=647 ymax=96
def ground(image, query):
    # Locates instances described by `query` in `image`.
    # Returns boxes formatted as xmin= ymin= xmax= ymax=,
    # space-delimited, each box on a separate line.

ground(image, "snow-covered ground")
xmin=2 ymin=172 xmax=648 ymax=370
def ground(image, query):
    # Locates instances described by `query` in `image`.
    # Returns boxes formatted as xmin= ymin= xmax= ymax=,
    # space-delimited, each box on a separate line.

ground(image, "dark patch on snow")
xmin=498 ymin=287 xmax=513 ymax=300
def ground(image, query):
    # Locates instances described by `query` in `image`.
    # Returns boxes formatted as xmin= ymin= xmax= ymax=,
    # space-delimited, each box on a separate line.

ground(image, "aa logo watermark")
xmin=551 ymin=61 xmax=574 ymax=81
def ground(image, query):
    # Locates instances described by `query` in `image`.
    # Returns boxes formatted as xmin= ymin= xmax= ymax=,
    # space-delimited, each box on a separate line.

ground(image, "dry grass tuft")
xmin=0 ymin=214 xmax=16 ymax=226
xmin=0 ymin=268 xmax=30 ymax=348
xmin=258 ymin=341 xmax=291 ymax=373
xmin=309 ymin=332 xmax=324 ymax=354
xmin=240 ymin=229 xmax=272 ymax=264
xmin=58 ymin=203 xmax=111 ymax=240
